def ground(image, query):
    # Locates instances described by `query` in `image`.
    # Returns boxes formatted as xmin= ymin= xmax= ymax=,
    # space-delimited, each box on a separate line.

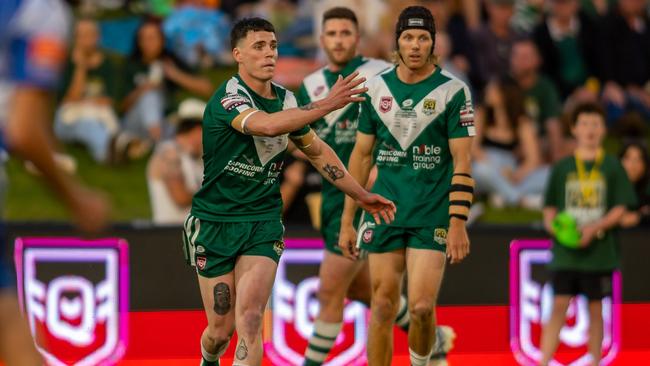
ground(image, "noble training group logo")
xmin=509 ymin=240 xmax=621 ymax=366
xmin=379 ymin=96 xmax=393 ymax=113
xmin=267 ymin=244 xmax=368 ymax=366
xmin=14 ymin=238 xmax=129 ymax=366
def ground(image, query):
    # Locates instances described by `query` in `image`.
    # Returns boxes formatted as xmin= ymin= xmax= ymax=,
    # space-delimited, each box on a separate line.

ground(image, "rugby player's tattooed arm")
xmin=230 ymin=72 xmax=367 ymax=136
xmin=293 ymin=131 xmax=395 ymax=227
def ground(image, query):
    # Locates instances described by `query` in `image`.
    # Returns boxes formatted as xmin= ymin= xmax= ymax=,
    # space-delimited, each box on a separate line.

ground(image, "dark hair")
xmin=230 ymin=17 xmax=275 ymax=50
xmin=322 ymin=7 xmax=358 ymax=27
xmin=485 ymin=78 xmax=526 ymax=131
xmin=130 ymin=17 xmax=168 ymax=61
xmin=570 ymin=102 xmax=606 ymax=127
xmin=176 ymin=119 xmax=202 ymax=135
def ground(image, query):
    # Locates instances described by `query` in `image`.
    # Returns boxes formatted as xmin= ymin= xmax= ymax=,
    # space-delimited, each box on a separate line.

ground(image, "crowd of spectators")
xmin=49 ymin=0 xmax=650 ymax=226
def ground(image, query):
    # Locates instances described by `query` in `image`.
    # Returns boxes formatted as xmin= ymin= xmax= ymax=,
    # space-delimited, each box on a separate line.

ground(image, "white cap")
xmin=177 ymin=98 xmax=207 ymax=120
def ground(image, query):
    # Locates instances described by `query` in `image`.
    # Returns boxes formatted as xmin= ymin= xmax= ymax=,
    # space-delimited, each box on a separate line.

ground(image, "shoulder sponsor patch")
xmin=460 ymin=100 xmax=474 ymax=127
xmin=220 ymin=93 xmax=251 ymax=111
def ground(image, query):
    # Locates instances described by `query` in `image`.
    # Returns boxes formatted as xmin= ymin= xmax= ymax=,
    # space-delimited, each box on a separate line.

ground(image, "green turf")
xmin=5 ymin=145 xmax=151 ymax=221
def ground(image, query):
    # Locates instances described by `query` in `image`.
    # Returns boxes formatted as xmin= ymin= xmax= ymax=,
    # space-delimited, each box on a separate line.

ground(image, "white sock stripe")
xmin=305 ymin=348 xmax=329 ymax=362
xmin=313 ymin=320 xmax=342 ymax=338
xmin=309 ymin=336 xmax=336 ymax=349
xmin=396 ymin=296 xmax=409 ymax=325
xmin=409 ymin=348 xmax=432 ymax=366
xmin=201 ymin=341 xmax=219 ymax=362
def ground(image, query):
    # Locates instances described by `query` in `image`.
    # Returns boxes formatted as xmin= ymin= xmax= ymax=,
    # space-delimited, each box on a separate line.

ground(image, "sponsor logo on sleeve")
xmin=220 ymin=93 xmax=251 ymax=111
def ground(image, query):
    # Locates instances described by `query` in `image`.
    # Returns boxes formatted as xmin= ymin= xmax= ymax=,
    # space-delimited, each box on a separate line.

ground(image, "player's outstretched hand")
xmin=357 ymin=192 xmax=396 ymax=225
xmin=70 ymin=186 xmax=111 ymax=234
xmin=324 ymin=71 xmax=368 ymax=111
xmin=447 ymin=220 xmax=470 ymax=264
xmin=338 ymin=224 xmax=359 ymax=260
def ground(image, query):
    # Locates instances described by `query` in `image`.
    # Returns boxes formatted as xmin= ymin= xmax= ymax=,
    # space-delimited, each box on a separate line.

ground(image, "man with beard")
xmin=299 ymin=7 xmax=454 ymax=366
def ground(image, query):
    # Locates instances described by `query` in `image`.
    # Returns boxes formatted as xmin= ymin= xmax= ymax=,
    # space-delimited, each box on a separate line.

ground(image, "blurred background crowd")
xmin=9 ymin=0 xmax=650 ymax=229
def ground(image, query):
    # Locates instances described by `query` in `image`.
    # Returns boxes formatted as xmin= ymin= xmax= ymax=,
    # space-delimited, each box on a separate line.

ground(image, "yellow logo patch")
xmin=434 ymin=228 xmax=447 ymax=245
xmin=273 ymin=240 xmax=285 ymax=256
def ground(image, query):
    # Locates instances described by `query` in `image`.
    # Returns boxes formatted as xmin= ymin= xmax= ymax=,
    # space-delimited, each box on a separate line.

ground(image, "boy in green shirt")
xmin=540 ymin=102 xmax=636 ymax=366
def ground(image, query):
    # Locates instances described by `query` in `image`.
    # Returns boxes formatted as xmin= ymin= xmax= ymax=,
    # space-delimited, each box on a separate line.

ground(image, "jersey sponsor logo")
xmin=510 ymin=240 xmax=621 ymax=366
xmin=15 ymin=238 xmax=129 ymax=366
xmin=434 ymin=228 xmax=447 ymax=245
xmin=314 ymin=85 xmax=325 ymax=97
xmin=412 ymin=144 xmax=442 ymax=170
xmin=423 ymin=99 xmax=436 ymax=115
xmin=402 ymin=99 xmax=414 ymax=108
xmin=379 ymin=96 xmax=393 ymax=113
xmin=196 ymin=256 xmax=207 ymax=270
xmin=220 ymin=93 xmax=251 ymax=111
xmin=460 ymin=100 xmax=474 ymax=127
xmin=273 ymin=240 xmax=285 ymax=256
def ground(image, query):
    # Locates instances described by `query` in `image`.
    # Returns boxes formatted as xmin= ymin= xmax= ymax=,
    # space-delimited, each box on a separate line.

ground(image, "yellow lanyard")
xmin=574 ymin=148 xmax=604 ymax=202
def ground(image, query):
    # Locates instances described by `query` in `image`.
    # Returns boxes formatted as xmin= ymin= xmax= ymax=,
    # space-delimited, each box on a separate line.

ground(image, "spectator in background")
xmin=509 ymin=38 xmax=571 ymax=162
xmin=163 ymin=0 xmax=232 ymax=68
xmin=471 ymin=0 xmax=520 ymax=91
xmin=511 ymin=0 xmax=545 ymax=34
xmin=532 ymin=0 xmax=600 ymax=100
xmin=119 ymin=18 xmax=212 ymax=155
xmin=435 ymin=31 xmax=471 ymax=86
xmin=620 ymin=142 xmax=650 ymax=227
xmin=473 ymin=80 xmax=549 ymax=209
xmin=147 ymin=98 xmax=204 ymax=224
xmin=424 ymin=0 xmax=475 ymax=85
xmin=54 ymin=18 xmax=120 ymax=164
xmin=600 ymin=0 xmax=650 ymax=122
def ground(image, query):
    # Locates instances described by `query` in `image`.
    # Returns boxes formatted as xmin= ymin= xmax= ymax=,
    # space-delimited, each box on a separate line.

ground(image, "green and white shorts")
xmin=182 ymin=215 xmax=285 ymax=278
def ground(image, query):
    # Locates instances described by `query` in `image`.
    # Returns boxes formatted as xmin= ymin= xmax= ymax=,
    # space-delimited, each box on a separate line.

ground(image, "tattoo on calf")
xmin=299 ymin=102 xmax=316 ymax=111
xmin=323 ymin=164 xmax=345 ymax=181
xmin=213 ymin=283 xmax=231 ymax=315
xmin=236 ymin=339 xmax=248 ymax=360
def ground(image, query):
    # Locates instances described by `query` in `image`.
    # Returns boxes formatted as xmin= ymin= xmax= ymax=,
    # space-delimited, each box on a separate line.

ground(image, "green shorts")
xmin=321 ymin=210 xmax=361 ymax=256
xmin=356 ymin=215 xmax=447 ymax=253
xmin=182 ymin=215 xmax=285 ymax=278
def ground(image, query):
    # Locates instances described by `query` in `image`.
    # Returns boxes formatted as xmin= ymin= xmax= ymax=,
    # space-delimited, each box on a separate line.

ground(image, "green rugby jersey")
xmin=544 ymin=154 xmax=636 ymax=271
xmin=191 ymin=74 xmax=310 ymax=222
xmin=297 ymin=56 xmax=392 ymax=224
xmin=358 ymin=66 xmax=475 ymax=227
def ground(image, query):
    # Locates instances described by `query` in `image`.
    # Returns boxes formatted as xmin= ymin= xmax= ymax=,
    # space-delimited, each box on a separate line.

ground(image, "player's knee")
xmin=239 ymin=308 xmax=263 ymax=337
xmin=204 ymin=327 xmax=232 ymax=348
xmin=371 ymin=297 xmax=399 ymax=322
xmin=408 ymin=302 xmax=434 ymax=325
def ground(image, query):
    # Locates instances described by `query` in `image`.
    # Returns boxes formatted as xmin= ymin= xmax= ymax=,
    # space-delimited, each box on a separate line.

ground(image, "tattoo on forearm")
xmin=299 ymin=102 xmax=316 ymax=111
xmin=323 ymin=164 xmax=345 ymax=181
xmin=236 ymin=339 xmax=248 ymax=360
xmin=213 ymin=283 xmax=231 ymax=315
